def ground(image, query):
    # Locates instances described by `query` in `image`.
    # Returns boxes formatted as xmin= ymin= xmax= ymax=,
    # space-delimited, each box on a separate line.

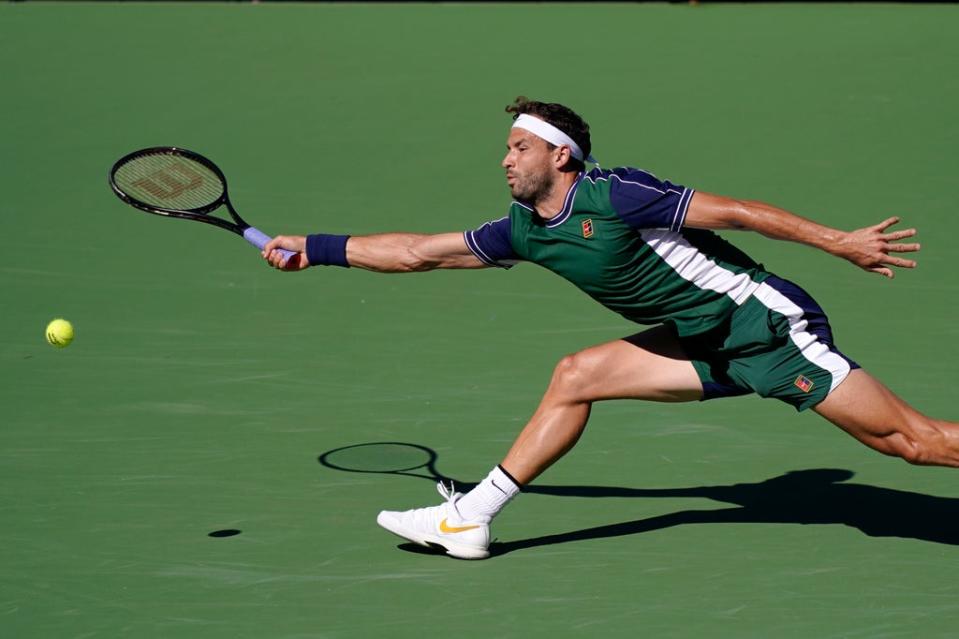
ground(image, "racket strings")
xmin=113 ymin=152 xmax=224 ymax=211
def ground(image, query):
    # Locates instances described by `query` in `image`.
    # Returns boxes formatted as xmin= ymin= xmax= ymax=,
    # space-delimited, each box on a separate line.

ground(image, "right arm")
xmin=262 ymin=232 xmax=488 ymax=272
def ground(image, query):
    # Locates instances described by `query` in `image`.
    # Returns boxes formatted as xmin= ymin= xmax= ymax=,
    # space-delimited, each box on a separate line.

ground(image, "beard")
xmin=509 ymin=169 xmax=555 ymax=205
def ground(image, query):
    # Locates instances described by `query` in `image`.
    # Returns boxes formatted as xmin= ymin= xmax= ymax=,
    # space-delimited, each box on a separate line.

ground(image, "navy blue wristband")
xmin=305 ymin=234 xmax=351 ymax=267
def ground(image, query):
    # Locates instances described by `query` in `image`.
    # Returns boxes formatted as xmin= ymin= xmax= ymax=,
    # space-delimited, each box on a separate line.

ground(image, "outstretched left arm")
xmin=684 ymin=191 xmax=921 ymax=279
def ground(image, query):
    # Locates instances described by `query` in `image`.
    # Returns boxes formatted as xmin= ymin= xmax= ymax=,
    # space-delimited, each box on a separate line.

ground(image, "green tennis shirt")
xmin=464 ymin=167 xmax=772 ymax=337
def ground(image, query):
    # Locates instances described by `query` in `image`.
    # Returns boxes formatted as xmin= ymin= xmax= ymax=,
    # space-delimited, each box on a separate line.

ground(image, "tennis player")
xmin=263 ymin=97 xmax=954 ymax=560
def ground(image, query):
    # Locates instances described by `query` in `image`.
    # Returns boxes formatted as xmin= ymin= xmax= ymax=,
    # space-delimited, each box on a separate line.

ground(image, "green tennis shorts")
xmin=677 ymin=276 xmax=859 ymax=412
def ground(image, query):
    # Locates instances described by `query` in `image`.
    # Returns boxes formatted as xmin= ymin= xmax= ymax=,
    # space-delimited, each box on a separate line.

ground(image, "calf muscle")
xmin=814 ymin=369 xmax=959 ymax=467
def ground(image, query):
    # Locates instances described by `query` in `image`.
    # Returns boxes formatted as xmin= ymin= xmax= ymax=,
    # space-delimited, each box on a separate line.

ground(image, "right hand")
xmin=262 ymin=235 xmax=311 ymax=271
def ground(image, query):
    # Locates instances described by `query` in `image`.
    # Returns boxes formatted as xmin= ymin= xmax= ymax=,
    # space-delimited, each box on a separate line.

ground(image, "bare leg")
xmin=814 ymin=369 xmax=959 ymax=466
xmin=501 ymin=325 xmax=703 ymax=485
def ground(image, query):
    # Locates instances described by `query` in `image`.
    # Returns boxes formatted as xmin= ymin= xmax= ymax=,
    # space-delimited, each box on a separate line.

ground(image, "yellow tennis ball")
xmin=45 ymin=318 xmax=74 ymax=348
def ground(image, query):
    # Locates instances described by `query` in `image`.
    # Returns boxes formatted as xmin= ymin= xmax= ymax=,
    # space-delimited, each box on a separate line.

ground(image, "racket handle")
xmin=243 ymin=227 xmax=296 ymax=260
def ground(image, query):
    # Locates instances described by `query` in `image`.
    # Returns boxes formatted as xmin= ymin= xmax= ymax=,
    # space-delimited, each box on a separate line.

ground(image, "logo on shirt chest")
xmin=581 ymin=218 xmax=594 ymax=239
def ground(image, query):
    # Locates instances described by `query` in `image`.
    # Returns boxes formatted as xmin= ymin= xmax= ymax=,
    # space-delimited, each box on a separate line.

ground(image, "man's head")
xmin=502 ymin=96 xmax=592 ymax=204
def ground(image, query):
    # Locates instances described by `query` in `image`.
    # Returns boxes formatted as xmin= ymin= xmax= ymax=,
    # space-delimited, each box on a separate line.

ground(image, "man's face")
xmin=502 ymin=128 xmax=555 ymax=203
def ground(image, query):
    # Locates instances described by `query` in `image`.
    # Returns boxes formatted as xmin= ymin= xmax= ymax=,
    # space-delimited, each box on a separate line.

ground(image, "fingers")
xmin=262 ymin=234 xmax=306 ymax=254
xmin=882 ymin=228 xmax=917 ymax=241
xmin=884 ymin=255 xmax=917 ymax=268
xmin=262 ymin=237 xmax=282 ymax=265
xmin=868 ymin=267 xmax=894 ymax=279
xmin=873 ymin=216 xmax=901 ymax=232
xmin=857 ymin=218 xmax=920 ymax=276
xmin=261 ymin=235 xmax=308 ymax=271
xmin=873 ymin=217 xmax=920 ymax=248
xmin=261 ymin=245 xmax=284 ymax=268
xmin=263 ymin=248 xmax=298 ymax=270
xmin=863 ymin=253 xmax=915 ymax=279
xmin=884 ymin=242 xmax=921 ymax=253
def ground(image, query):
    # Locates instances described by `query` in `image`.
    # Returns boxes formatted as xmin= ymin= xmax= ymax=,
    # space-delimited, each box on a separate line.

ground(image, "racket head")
xmin=109 ymin=147 xmax=238 ymax=225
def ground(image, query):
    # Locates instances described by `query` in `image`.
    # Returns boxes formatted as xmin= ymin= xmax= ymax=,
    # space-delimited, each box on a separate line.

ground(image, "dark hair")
xmin=505 ymin=96 xmax=591 ymax=172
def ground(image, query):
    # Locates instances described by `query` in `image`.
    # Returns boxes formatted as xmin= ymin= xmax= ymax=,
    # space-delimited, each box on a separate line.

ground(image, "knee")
xmin=548 ymin=352 xmax=600 ymax=401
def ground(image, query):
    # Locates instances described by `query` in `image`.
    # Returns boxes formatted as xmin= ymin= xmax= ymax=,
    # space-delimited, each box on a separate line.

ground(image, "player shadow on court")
xmin=490 ymin=468 xmax=959 ymax=556
xmin=316 ymin=443 xmax=959 ymax=557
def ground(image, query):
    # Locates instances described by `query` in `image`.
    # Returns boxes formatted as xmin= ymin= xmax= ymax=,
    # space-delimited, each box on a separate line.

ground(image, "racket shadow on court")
xmin=318 ymin=443 xmax=959 ymax=557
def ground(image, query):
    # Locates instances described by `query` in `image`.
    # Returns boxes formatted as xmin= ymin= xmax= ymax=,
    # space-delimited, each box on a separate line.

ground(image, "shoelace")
xmin=436 ymin=480 xmax=457 ymax=501
xmin=436 ymin=480 xmax=493 ymax=544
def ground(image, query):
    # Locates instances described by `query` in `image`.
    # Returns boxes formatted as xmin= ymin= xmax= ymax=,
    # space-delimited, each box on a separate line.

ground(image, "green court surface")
xmin=2 ymin=2 xmax=958 ymax=637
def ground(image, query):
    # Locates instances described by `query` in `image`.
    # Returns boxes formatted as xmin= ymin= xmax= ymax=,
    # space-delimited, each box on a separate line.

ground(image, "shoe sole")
xmin=376 ymin=512 xmax=490 ymax=560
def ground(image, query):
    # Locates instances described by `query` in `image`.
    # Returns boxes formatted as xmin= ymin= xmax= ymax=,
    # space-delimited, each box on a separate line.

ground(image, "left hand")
xmin=834 ymin=216 xmax=920 ymax=278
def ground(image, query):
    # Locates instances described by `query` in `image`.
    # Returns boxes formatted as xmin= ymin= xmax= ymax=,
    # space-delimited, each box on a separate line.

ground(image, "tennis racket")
xmin=109 ymin=146 xmax=295 ymax=261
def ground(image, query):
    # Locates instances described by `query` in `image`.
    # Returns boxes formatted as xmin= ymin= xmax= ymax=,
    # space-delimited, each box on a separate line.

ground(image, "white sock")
xmin=454 ymin=465 xmax=521 ymax=523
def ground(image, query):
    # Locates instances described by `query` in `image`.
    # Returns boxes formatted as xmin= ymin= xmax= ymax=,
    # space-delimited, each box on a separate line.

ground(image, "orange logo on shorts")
xmin=794 ymin=375 xmax=815 ymax=393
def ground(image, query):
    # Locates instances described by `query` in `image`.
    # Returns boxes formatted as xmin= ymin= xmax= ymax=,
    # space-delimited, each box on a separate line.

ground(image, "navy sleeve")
xmin=606 ymin=167 xmax=695 ymax=231
xmin=464 ymin=216 xmax=521 ymax=268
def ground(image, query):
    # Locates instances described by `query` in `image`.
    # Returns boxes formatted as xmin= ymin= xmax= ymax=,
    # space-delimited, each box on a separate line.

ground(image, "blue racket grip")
xmin=243 ymin=227 xmax=297 ymax=261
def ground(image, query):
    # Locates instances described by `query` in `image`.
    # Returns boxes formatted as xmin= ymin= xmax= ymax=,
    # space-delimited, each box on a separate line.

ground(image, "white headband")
xmin=511 ymin=113 xmax=596 ymax=164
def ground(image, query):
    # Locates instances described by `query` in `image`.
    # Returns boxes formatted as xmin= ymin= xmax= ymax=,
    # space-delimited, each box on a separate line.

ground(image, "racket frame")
xmin=109 ymin=146 xmax=250 ymax=235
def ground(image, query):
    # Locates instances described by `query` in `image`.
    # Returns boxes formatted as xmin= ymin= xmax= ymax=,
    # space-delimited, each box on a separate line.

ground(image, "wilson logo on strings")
xmin=132 ymin=161 xmax=203 ymax=200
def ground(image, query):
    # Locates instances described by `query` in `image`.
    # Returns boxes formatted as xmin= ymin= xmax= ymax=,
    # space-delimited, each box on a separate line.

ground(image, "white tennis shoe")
xmin=377 ymin=482 xmax=491 ymax=560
